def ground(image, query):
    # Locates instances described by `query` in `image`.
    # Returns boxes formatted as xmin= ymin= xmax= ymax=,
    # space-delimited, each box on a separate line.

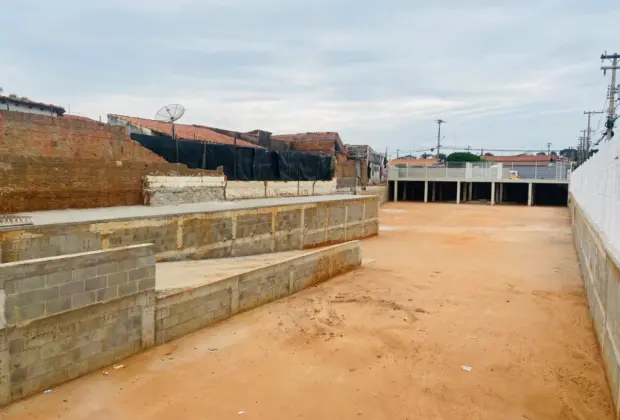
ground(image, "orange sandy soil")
xmin=1 ymin=203 xmax=614 ymax=420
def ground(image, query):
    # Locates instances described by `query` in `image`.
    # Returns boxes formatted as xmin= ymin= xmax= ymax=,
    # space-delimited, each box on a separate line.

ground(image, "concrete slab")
xmin=155 ymin=250 xmax=305 ymax=292
xmin=15 ymin=195 xmax=361 ymax=227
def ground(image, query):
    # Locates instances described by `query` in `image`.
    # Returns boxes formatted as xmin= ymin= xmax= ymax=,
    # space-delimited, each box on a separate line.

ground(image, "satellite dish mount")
xmin=155 ymin=104 xmax=185 ymax=162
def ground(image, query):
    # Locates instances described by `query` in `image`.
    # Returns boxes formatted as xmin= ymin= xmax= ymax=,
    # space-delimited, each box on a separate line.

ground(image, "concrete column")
xmin=468 ymin=182 xmax=473 ymax=201
xmin=456 ymin=181 xmax=461 ymax=204
xmin=432 ymin=182 xmax=436 ymax=202
xmin=394 ymin=181 xmax=398 ymax=202
xmin=491 ymin=182 xmax=496 ymax=205
xmin=424 ymin=181 xmax=429 ymax=203
xmin=528 ymin=183 xmax=533 ymax=206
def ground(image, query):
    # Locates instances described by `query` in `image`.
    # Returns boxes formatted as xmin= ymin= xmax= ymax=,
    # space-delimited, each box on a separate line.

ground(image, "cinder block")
xmin=58 ymin=280 xmax=85 ymax=297
xmin=11 ymin=347 xmax=39 ymax=369
xmin=72 ymin=267 xmax=98 ymax=282
xmin=128 ymin=268 xmax=148 ymax=282
xmin=156 ymin=307 xmax=171 ymax=320
xmin=72 ymin=292 xmax=96 ymax=309
xmin=118 ymin=259 xmax=138 ymax=271
xmin=38 ymin=340 xmax=66 ymax=361
xmin=46 ymin=296 xmax=72 ymax=315
xmin=45 ymin=271 xmax=73 ymax=287
xmin=96 ymin=262 xmax=119 ymax=276
xmin=119 ymin=282 xmax=138 ymax=297
xmin=162 ymin=314 xmax=180 ymax=329
xmin=85 ymin=276 xmax=107 ymax=292
xmin=96 ymin=286 xmax=119 ymax=303
xmin=107 ymin=272 xmax=128 ymax=287
xmin=138 ymin=277 xmax=155 ymax=292
xmin=13 ymin=287 xmax=59 ymax=307
xmin=12 ymin=276 xmax=46 ymax=294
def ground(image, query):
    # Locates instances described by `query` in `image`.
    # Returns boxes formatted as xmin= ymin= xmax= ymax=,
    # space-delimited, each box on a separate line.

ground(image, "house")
xmin=272 ymin=132 xmax=347 ymax=158
xmin=347 ymin=144 xmax=386 ymax=185
xmin=108 ymin=114 xmax=262 ymax=148
xmin=0 ymin=95 xmax=65 ymax=117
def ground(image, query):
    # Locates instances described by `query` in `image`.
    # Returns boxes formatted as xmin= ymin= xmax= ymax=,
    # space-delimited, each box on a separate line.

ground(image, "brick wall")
xmin=0 ymin=155 xmax=222 ymax=213
xmin=0 ymin=244 xmax=156 ymax=405
xmin=0 ymin=111 xmax=163 ymax=162
xmin=155 ymin=241 xmax=361 ymax=344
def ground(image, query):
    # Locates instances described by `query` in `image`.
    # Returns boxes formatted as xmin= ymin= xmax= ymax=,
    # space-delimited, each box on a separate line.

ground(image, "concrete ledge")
xmin=571 ymin=196 xmax=620 ymax=418
xmin=154 ymin=241 xmax=362 ymax=344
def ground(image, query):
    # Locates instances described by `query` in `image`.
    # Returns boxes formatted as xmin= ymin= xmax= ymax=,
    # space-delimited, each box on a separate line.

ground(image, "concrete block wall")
xmin=155 ymin=241 xmax=361 ymax=344
xmin=0 ymin=196 xmax=379 ymax=264
xmin=0 ymin=244 xmax=156 ymax=405
xmin=571 ymin=198 xmax=620 ymax=418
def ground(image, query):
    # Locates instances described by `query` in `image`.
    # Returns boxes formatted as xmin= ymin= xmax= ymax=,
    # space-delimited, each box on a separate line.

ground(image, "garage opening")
xmin=533 ymin=183 xmax=568 ymax=207
xmin=401 ymin=181 xmax=426 ymax=202
xmin=501 ymin=183 xmax=529 ymax=205
xmin=429 ymin=182 xmax=458 ymax=203
xmin=462 ymin=182 xmax=492 ymax=203
xmin=388 ymin=181 xmax=396 ymax=201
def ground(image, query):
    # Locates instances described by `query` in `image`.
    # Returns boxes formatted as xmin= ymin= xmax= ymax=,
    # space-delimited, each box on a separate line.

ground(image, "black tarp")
xmin=131 ymin=133 xmax=333 ymax=181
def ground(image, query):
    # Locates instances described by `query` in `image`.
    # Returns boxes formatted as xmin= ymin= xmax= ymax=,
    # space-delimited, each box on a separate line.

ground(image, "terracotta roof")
xmin=109 ymin=114 xmax=262 ymax=148
xmin=0 ymin=95 xmax=66 ymax=115
xmin=483 ymin=154 xmax=568 ymax=164
xmin=389 ymin=158 xmax=437 ymax=166
xmin=273 ymin=132 xmax=346 ymax=155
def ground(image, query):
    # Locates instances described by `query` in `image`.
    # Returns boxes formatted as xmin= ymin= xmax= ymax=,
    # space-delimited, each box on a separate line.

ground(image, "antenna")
xmin=155 ymin=104 xmax=185 ymax=163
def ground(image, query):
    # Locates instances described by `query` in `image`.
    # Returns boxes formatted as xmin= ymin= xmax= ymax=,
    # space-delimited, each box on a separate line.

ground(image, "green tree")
xmin=437 ymin=153 xmax=447 ymax=161
xmin=484 ymin=152 xmax=494 ymax=157
xmin=559 ymin=148 xmax=577 ymax=161
xmin=7 ymin=93 xmax=17 ymax=99
xmin=536 ymin=152 xmax=546 ymax=156
xmin=445 ymin=152 xmax=481 ymax=162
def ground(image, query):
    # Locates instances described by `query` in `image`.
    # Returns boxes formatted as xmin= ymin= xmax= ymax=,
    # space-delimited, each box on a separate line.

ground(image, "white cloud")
xmin=1 ymin=0 xmax=619 ymax=153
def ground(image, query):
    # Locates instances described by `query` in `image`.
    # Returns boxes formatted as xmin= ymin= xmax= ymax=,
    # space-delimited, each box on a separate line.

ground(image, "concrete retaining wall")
xmin=154 ymin=241 xmax=361 ymax=344
xmin=359 ymin=186 xmax=389 ymax=205
xmin=570 ymin=197 xmax=620 ymax=417
xmin=0 ymin=244 xmax=156 ymax=405
xmin=144 ymin=176 xmax=338 ymax=205
xmin=0 ymin=196 xmax=379 ymax=264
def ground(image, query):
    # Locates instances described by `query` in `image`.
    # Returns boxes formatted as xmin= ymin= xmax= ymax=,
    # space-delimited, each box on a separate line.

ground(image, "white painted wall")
xmin=226 ymin=181 xmax=266 ymax=200
xmin=146 ymin=175 xmax=225 ymax=188
xmin=570 ymin=135 xmax=620 ymax=262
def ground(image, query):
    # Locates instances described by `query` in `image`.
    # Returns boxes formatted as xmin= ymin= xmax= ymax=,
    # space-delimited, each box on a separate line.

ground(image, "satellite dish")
xmin=155 ymin=104 xmax=185 ymax=163
xmin=155 ymin=104 xmax=185 ymax=123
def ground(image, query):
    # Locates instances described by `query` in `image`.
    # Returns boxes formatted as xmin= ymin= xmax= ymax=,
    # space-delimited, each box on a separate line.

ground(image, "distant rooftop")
xmin=109 ymin=114 xmax=262 ymax=149
xmin=0 ymin=95 xmax=65 ymax=115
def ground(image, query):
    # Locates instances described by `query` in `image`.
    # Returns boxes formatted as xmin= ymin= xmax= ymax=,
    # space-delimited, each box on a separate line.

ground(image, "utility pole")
xmin=584 ymin=110 xmax=604 ymax=156
xmin=601 ymin=53 xmax=620 ymax=141
xmin=435 ymin=119 xmax=445 ymax=160
xmin=578 ymin=130 xmax=588 ymax=164
xmin=546 ymin=142 xmax=551 ymax=155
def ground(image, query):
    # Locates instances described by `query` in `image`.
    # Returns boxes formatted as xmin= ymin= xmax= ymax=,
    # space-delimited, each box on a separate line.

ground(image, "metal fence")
xmin=388 ymin=161 xmax=572 ymax=181
xmin=570 ymin=138 xmax=620 ymax=260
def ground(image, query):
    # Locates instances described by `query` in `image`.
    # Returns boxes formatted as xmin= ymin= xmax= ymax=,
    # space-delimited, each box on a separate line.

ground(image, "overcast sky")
xmin=1 ymin=0 xmax=619 ymax=155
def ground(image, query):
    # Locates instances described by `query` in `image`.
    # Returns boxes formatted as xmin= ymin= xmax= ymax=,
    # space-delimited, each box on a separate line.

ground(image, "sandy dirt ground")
xmin=1 ymin=203 xmax=614 ymax=420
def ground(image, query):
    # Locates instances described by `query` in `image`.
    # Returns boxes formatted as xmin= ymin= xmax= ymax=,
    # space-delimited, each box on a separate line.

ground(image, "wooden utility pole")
xmin=584 ymin=110 xmax=603 ymax=156
xmin=601 ymin=53 xmax=620 ymax=141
